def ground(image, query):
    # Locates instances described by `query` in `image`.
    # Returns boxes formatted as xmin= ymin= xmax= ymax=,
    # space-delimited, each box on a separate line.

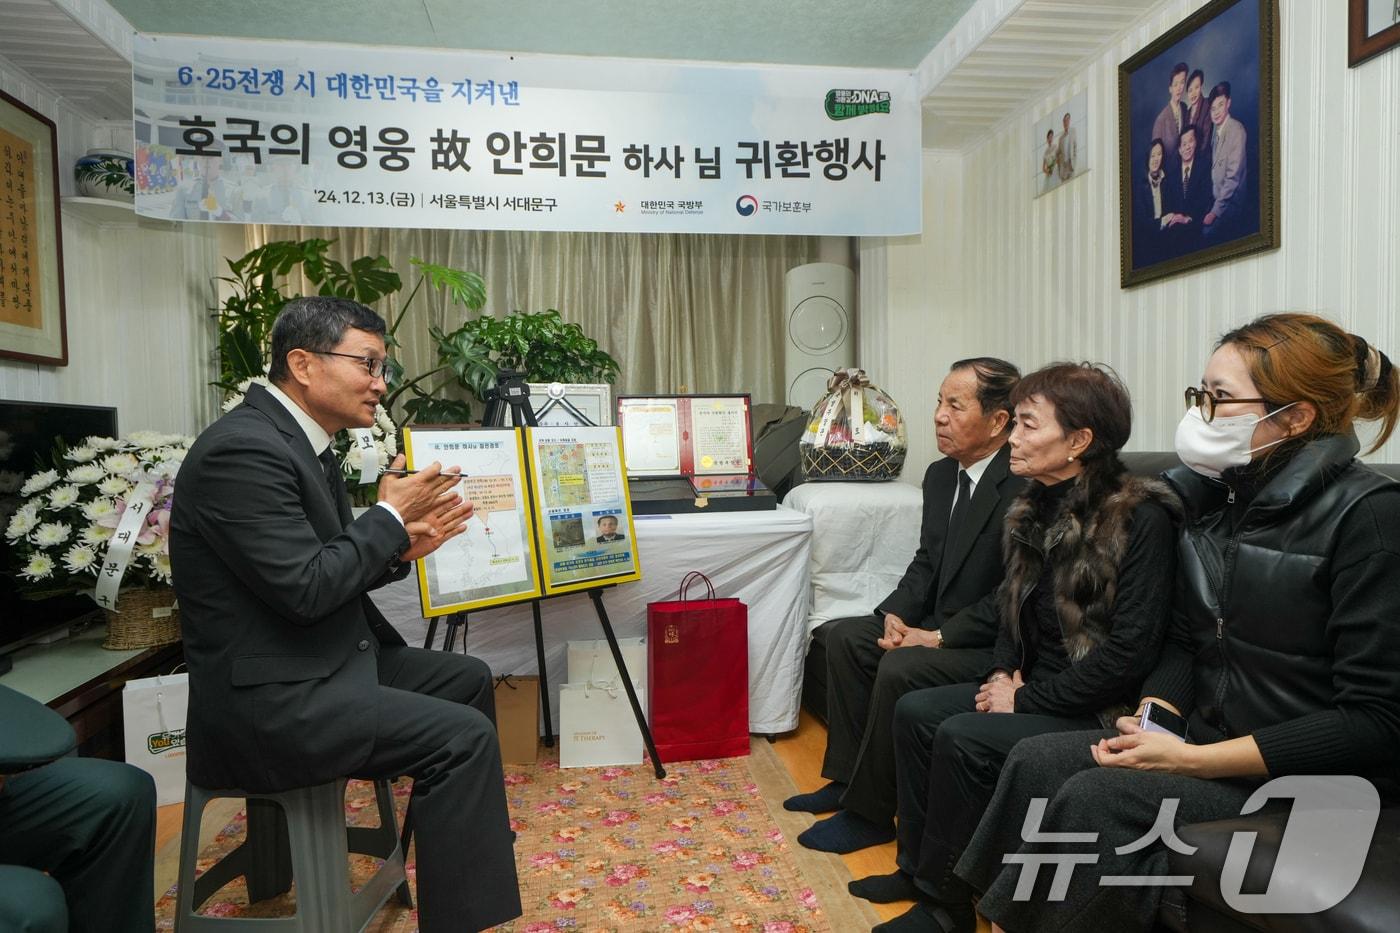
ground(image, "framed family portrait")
xmin=1032 ymin=91 xmax=1089 ymax=199
xmin=1118 ymin=0 xmax=1279 ymax=288
xmin=1349 ymin=0 xmax=1400 ymax=67
xmin=0 ymin=90 xmax=67 ymax=365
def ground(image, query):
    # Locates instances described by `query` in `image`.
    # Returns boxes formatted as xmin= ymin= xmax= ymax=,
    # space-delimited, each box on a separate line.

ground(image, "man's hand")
xmin=877 ymin=612 xmax=909 ymax=650
xmin=378 ymin=455 xmax=463 ymax=525
xmin=1204 ymin=211 xmax=1217 ymax=225
xmin=400 ymin=496 xmax=475 ymax=563
xmin=975 ymin=669 xmax=1022 ymax=713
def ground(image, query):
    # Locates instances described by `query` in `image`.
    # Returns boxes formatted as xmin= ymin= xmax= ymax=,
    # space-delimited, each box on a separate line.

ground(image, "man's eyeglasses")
xmin=1183 ymin=386 xmax=1271 ymax=423
xmin=315 ymin=351 xmax=389 ymax=379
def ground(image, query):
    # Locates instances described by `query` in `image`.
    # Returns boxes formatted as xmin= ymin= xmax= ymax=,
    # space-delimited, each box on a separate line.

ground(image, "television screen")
xmin=0 ymin=399 xmax=119 ymax=654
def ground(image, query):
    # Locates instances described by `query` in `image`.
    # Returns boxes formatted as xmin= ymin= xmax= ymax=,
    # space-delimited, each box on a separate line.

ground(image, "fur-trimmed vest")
xmin=999 ymin=470 xmax=1183 ymax=661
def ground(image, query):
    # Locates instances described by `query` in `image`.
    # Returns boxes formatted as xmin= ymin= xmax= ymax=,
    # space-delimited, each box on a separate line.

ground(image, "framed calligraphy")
xmin=0 ymin=90 xmax=67 ymax=366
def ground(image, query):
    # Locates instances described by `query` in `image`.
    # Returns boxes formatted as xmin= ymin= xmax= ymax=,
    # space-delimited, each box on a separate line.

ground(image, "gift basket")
xmin=800 ymin=368 xmax=907 ymax=481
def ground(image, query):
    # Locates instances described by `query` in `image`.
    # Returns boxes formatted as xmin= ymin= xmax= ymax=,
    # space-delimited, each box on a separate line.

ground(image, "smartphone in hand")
xmin=1138 ymin=701 xmax=1189 ymax=741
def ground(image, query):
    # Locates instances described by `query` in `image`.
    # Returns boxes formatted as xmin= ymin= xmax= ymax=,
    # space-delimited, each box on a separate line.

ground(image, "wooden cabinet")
xmin=0 ymin=624 xmax=183 ymax=760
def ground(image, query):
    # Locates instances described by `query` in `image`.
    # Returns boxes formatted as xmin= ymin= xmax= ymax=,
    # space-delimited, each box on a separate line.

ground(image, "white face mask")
xmin=1173 ymin=403 xmax=1295 ymax=478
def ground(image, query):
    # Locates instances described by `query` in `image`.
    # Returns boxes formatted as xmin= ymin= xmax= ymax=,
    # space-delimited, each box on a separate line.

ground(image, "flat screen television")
xmin=0 ymin=399 xmax=119 ymax=656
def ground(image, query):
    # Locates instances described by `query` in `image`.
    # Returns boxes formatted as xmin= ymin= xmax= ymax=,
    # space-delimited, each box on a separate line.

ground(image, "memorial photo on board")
xmin=1119 ymin=0 xmax=1279 ymax=287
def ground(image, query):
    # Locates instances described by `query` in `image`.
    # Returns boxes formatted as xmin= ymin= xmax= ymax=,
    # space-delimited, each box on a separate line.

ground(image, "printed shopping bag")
xmin=646 ymin=571 xmax=749 ymax=762
xmin=121 ymin=671 xmax=188 ymax=805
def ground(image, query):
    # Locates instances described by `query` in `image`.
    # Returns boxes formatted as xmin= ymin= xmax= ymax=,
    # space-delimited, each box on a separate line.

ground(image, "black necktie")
xmin=318 ymin=448 xmax=349 ymax=524
xmin=949 ymin=469 xmax=972 ymax=536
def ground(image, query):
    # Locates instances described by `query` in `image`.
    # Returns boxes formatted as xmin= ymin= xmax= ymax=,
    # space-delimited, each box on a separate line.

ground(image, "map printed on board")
xmin=403 ymin=427 xmax=542 ymax=615
xmin=528 ymin=426 xmax=641 ymax=594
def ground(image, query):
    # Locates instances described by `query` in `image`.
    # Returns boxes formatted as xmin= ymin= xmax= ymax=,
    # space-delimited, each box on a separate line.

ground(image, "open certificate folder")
xmin=403 ymin=425 xmax=642 ymax=616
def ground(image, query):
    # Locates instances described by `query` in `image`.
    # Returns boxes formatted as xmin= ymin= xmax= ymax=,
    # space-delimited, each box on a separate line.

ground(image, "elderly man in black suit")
xmin=787 ymin=358 xmax=1024 ymax=854
xmin=170 ymin=297 xmax=521 ymax=932
xmin=1161 ymin=125 xmax=1214 ymax=253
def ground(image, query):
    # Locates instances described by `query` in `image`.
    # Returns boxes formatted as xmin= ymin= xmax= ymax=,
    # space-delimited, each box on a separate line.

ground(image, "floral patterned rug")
xmin=156 ymin=742 xmax=859 ymax=931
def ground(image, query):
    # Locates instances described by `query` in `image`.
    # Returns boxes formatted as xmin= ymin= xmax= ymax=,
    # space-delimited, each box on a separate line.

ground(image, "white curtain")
xmin=246 ymin=225 xmax=819 ymax=406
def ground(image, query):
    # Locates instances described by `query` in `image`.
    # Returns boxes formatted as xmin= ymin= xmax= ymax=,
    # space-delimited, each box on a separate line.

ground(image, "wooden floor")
xmin=154 ymin=709 xmax=990 ymax=931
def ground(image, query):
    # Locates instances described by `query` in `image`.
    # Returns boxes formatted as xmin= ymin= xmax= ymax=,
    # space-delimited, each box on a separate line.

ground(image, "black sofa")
xmin=799 ymin=450 xmax=1400 ymax=932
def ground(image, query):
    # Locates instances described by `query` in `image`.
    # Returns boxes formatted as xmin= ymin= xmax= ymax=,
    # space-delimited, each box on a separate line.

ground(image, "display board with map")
xmin=526 ymin=425 xmax=642 ymax=594
xmin=403 ymin=425 xmax=641 ymax=615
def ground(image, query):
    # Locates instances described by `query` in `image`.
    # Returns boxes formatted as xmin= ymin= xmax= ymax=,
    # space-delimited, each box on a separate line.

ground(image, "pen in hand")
xmin=383 ymin=468 xmax=468 ymax=479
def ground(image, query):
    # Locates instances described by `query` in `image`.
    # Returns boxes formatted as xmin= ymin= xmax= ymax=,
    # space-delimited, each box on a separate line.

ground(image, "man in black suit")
xmin=788 ymin=358 xmax=1024 ymax=854
xmin=1161 ymin=125 xmax=1214 ymax=254
xmin=170 ymin=297 xmax=521 ymax=932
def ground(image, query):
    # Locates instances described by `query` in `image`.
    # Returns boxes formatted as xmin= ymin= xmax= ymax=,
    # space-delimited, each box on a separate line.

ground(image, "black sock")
xmin=848 ymin=869 xmax=919 ymax=903
xmin=782 ymin=780 xmax=847 ymax=813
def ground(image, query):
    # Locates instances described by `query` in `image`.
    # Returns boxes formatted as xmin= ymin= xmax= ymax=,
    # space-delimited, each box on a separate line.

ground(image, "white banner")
xmin=131 ymin=34 xmax=921 ymax=236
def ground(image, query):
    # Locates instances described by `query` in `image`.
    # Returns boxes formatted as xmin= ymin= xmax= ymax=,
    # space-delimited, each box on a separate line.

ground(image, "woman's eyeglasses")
xmin=315 ymin=351 xmax=389 ymax=379
xmin=1183 ymin=386 xmax=1271 ymax=423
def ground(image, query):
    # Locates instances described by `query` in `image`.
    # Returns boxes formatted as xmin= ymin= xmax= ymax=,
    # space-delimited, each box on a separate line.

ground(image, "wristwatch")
xmin=932 ymin=628 xmax=944 ymax=648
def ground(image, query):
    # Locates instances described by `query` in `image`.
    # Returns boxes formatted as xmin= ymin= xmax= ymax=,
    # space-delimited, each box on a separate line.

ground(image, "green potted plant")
xmin=425 ymin=309 xmax=620 ymax=414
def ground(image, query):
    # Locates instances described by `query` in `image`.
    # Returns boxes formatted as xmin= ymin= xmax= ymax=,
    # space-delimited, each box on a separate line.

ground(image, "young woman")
xmin=958 ymin=312 xmax=1400 ymax=932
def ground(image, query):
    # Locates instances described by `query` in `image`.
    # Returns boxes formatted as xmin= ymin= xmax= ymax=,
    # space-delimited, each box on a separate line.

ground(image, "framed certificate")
xmin=616 ymin=394 xmax=753 ymax=478
xmin=525 ymin=425 xmax=642 ymax=594
xmin=403 ymin=426 xmax=543 ymax=616
xmin=526 ymin=382 xmax=613 ymax=427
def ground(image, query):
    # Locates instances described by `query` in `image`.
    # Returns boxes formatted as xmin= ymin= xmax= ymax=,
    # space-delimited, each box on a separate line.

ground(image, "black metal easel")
xmin=421 ymin=374 xmax=665 ymax=778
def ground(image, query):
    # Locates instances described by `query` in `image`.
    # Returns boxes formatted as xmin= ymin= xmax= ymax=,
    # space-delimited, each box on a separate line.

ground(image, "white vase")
xmin=74 ymin=149 xmax=135 ymax=202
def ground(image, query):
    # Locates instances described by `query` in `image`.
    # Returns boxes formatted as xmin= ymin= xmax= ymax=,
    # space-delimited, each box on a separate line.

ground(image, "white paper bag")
xmin=558 ymin=681 xmax=646 ymax=768
xmin=566 ymin=636 xmax=646 ymax=693
xmin=121 ymin=672 xmax=188 ymax=805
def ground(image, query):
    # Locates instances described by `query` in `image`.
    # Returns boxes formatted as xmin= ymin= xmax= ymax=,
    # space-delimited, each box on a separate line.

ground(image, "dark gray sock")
xmin=795 ymin=808 xmax=896 ymax=854
xmin=848 ymin=869 xmax=919 ymax=903
xmin=782 ymin=780 xmax=847 ymax=813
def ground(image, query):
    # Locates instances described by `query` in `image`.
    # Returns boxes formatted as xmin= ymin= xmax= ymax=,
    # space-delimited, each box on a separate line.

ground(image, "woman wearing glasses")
xmin=956 ymin=312 xmax=1400 ymax=932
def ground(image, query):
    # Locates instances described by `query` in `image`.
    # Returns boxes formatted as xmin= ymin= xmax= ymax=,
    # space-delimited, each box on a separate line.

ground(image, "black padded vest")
xmin=1162 ymin=434 xmax=1396 ymax=738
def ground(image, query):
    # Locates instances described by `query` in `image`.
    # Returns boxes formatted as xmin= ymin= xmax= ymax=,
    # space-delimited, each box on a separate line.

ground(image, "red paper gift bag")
xmin=647 ymin=571 xmax=750 ymax=762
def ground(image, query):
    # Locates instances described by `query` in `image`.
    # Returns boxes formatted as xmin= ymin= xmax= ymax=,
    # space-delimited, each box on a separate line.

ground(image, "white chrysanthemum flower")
xmin=63 ymin=544 xmax=98 ymax=574
xmin=20 ymin=553 xmax=54 ymax=581
xmin=0 ymin=470 xmax=22 ymax=494
xmin=64 ymin=445 xmax=97 ymax=463
xmin=31 ymin=521 xmax=72 ymax=547
xmin=47 ymin=485 xmax=80 ymax=510
xmin=100 ymin=453 xmax=139 ymax=475
xmin=151 ymin=460 xmax=181 ymax=479
xmin=80 ymin=524 xmax=111 ymax=545
xmin=97 ymin=476 xmax=131 ymax=497
xmin=65 ymin=463 xmax=105 ymax=485
xmin=136 ymin=538 xmax=165 ymax=556
xmin=5 ymin=507 xmax=40 ymax=541
xmin=19 ymin=469 xmax=59 ymax=496
xmin=221 ymin=394 xmax=242 ymax=413
xmin=375 ymin=407 xmax=395 ymax=435
xmin=86 ymin=436 xmax=123 ymax=451
xmin=149 ymin=553 xmax=173 ymax=584
xmin=81 ymin=498 xmax=118 ymax=521
xmin=126 ymin=430 xmax=163 ymax=447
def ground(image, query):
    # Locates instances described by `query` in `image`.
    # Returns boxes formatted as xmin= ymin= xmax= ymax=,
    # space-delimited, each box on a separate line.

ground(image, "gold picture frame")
xmin=0 ymin=89 xmax=67 ymax=366
xmin=1118 ymin=0 xmax=1280 ymax=288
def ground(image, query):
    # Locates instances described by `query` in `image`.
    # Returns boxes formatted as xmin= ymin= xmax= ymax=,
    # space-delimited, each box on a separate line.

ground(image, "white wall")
xmin=0 ymin=54 xmax=220 ymax=435
xmin=878 ymin=0 xmax=1400 ymax=481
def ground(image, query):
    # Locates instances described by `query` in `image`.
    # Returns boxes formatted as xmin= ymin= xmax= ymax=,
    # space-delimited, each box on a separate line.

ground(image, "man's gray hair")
xmin=267 ymin=296 xmax=386 ymax=385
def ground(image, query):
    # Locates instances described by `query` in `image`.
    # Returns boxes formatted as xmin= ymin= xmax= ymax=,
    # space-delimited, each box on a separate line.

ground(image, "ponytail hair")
xmin=1217 ymin=312 xmax=1399 ymax=453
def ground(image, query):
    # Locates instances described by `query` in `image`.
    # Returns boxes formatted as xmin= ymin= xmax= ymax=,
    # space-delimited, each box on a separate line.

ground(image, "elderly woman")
xmin=958 ymin=313 xmax=1400 ymax=932
xmin=855 ymin=362 xmax=1181 ymax=933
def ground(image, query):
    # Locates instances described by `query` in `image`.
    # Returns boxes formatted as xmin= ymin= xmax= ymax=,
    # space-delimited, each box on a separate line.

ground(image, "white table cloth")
xmin=784 ymin=480 xmax=924 ymax=632
xmin=372 ymin=505 xmax=814 ymax=734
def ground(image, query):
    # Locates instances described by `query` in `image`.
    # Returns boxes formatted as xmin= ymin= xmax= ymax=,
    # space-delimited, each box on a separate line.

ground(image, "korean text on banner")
xmin=132 ymin=33 xmax=920 ymax=236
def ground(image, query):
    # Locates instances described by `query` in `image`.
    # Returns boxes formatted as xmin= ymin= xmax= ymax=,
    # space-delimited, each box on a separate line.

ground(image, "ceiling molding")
xmin=920 ymin=0 xmax=1167 ymax=151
